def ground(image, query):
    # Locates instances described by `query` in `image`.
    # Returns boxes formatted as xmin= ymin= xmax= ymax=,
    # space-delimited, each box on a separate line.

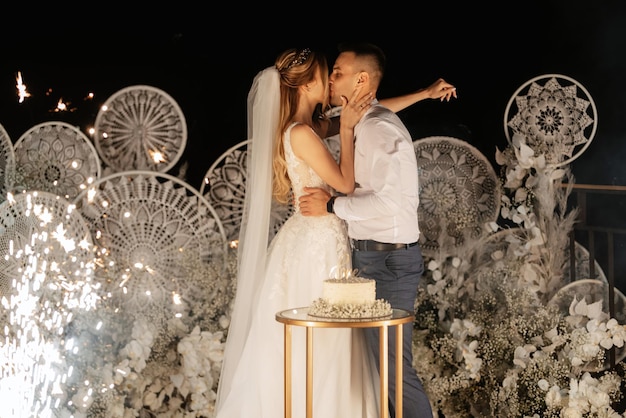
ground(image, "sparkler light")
xmin=51 ymin=98 xmax=76 ymax=113
xmin=16 ymin=71 xmax=31 ymax=103
xmin=0 ymin=191 xmax=97 ymax=418
xmin=55 ymin=99 xmax=67 ymax=112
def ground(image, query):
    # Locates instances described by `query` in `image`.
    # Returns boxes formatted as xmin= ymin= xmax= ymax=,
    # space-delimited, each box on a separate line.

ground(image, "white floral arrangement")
xmin=79 ymin=249 xmax=238 ymax=418
xmin=308 ymin=298 xmax=392 ymax=319
xmin=4 ymin=131 xmax=626 ymax=418
xmin=1 ymin=245 xmax=238 ymax=418
xmin=412 ymin=134 xmax=626 ymax=417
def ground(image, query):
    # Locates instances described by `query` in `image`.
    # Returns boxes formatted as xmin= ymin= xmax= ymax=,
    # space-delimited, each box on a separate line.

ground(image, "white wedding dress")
xmin=216 ymin=122 xmax=380 ymax=418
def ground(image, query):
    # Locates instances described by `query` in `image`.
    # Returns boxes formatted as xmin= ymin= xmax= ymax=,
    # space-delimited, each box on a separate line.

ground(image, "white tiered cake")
xmin=309 ymin=275 xmax=392 ymax=319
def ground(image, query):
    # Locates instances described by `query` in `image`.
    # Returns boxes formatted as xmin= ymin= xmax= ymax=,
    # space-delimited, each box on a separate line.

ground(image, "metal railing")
xmin=566 ymin=183 xmax=626 ymax=368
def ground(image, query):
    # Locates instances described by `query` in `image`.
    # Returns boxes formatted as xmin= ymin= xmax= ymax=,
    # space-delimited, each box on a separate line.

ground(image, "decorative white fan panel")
xmin=504 ymin=74 xmax=597 ymax=167
xmin=200 ymin=140 xmax=294 ymax=243
xmin=94 ymin=85 xmax=187 ymax=173
xmin=0 ymin=191 xmax=93 ymax=302
xmin=0 ymin=123 xmax=15 ymax=204
xmin=414 ymin=136 xmax=501 ymax=256
xmin=74 ymin=171 xmax=227 ymax=310
xmin=12 ymin=121 xmax=101 ymax=200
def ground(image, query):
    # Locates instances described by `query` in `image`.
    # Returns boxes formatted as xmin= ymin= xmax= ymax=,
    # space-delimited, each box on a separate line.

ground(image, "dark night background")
xmin=1 ymin=1 xmax=626 ymax=289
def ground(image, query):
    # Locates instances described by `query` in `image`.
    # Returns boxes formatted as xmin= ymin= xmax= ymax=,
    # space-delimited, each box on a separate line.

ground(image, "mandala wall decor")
xmin=94 ymin=85 xmax=187 ymax=173
xmin=73 ymin=171 xmax=227 ymax=310
xmin=322 ymin=133 xmax=341 ymax=162
xmin=0 ymin=123 xmax=15 ymax=204
xmin=414 ymin=136 xmax=501 ymax=256
xmin=12 ymin=121 xmax=101 ymax=200
xmin=200 ymin=140 xmax=294 ymax=243
xmin=504 ymin=74 xmax=597 ymax=167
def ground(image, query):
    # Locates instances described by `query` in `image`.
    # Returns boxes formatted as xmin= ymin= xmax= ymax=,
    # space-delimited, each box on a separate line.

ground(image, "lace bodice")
xmin=284 ymin=122 xmax=331 ymax=213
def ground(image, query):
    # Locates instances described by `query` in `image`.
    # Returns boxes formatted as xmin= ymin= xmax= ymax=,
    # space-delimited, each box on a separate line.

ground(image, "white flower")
xmin=218 ymin=314 xmax=230 ymax=330
xmin=607 ymin=319 xmax=626 ymax=347
xmin=427 ymin=259 xmax=440 ymax=271
xmin=569 ymin=296 xmax=604 ymax=319
xmin=561 ymin=407 xmax=584 ymax=418
xmin=544 ymin=384 xmax=564 ymax=408
xmin=513 ymin=344 xmax=536 ymax=368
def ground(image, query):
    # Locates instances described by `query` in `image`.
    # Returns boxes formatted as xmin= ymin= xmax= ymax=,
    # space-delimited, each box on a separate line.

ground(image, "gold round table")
xmin=275 ymin=307 xmax=414 ymax=418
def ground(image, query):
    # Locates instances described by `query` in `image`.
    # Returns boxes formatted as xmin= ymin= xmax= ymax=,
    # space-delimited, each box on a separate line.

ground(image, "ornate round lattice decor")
xmin=73 ymin=171 xmax=227 ymax=309
xmin=504 ymin=74 xmax=597 ymax=167
xmin=414 ymin=136 xmax=500 ymax=256
xmin=322 ymin=133 xmax=341 ymax=162
xmin=201 ymin=140 xmax=294 ymax=243
xmin=12 ymin=121 xmax=101 ymax=200
xmin=94 ymin=85 xmax=187 ymax=173
xmin=0 ymin=123 xmax=15 ymax=204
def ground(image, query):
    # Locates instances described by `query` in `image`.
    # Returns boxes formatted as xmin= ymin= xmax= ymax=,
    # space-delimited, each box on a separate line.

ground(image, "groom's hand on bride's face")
xmin=299 ymin=187 xmax=331 ymax=216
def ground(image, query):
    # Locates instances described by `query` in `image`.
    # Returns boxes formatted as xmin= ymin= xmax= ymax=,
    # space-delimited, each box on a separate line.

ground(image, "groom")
xmin=300 ymin=42 xmax=446 ymax=418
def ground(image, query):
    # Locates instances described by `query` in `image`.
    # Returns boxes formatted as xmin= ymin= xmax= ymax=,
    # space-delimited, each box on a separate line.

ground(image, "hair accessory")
xmin=287 ymin=48 xmax=311 ymax=69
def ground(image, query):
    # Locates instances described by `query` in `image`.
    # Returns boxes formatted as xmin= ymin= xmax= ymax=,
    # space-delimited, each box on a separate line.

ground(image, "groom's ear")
xmin=356 ymin=71 xmax=369 ymax=85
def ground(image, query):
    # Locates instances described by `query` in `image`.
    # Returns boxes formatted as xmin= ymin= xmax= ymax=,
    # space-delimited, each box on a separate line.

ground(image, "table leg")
xmin=284 ymin=324 xmax=292 ymax=418
xmin=306 ymin=327 xmax=313 ymax=418
xmin=379 ymin=325 xmax=389 ymax=418
xmin=396 ymin=323 xmax=403 ymax=418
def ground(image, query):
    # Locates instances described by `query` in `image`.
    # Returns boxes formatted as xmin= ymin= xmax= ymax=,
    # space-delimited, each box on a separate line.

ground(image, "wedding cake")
xmin=309 ymin=276 xmax=392 ymax=319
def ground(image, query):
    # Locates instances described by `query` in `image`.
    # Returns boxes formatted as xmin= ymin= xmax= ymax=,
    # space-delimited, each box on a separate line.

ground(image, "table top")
xmin=275 ymin=307 xmax=414 ymax=328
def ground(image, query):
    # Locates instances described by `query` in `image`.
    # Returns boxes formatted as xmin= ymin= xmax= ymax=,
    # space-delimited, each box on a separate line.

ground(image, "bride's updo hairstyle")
xmin=272 ymin=48 xmax=329 ymax=204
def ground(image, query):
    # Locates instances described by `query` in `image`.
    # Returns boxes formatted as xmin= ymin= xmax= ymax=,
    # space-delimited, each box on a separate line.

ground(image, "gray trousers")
xmin=353 ymin=244 xmax=433 ymax=418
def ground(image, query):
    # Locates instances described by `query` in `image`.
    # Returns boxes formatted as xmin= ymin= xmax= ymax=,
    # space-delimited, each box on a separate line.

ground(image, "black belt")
xmin=352 ymin=239 xmax=418 ymax=251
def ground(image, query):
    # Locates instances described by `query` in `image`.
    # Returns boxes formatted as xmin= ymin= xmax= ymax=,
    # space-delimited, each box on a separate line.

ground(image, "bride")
xmin=214 ymin=47 xmax=377 ymax=418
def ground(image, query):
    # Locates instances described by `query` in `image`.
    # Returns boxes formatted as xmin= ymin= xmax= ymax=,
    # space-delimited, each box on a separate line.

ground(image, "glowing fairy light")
xmin=16 ymin=71 xmax=31 ymax=103
xmin=149 ymin=149 xmax=166 ymax=164
xmin=87 ymin=188 xmax=97 ymax=202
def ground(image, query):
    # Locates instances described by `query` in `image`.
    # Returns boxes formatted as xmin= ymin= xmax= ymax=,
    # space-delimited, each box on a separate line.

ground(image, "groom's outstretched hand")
xmin=299 ymin=187 xmax=332 ymax=216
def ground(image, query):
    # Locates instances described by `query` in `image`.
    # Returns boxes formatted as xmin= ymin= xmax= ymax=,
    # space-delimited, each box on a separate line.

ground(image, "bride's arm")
xmin=380 ymin=78 xmax=457 ymax=112
xmin=321 ymin=77 xmax=457 ymax=137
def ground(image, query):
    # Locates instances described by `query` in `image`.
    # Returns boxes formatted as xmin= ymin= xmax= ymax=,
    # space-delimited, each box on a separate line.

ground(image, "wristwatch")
xmin=326 ymin=196 xmax=337 ymax=214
